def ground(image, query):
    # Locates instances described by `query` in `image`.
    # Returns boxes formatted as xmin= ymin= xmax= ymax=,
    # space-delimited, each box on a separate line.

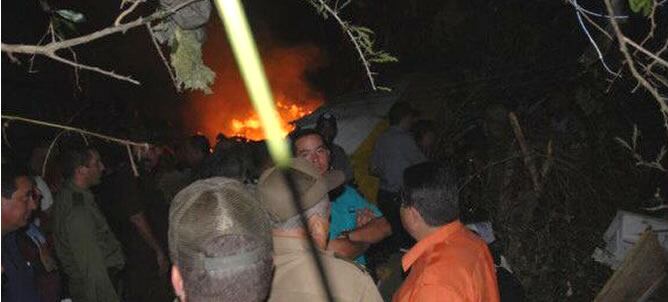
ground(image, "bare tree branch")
xmin=146 ymin=23 xmax=178 ymax=89
xmin=1 ymin=0 xmax=202 ymax=84
xmin=603 ymin=0 xmax=668 ymax=134
xmin=314 ymin=0 xmax=378 ymax=90
xmin=1 ymin=115 xmax=150 ymax=148
xmin=623 ymin=36 xmax=668 ymax=69
xmin=115 ymin=0 xmax=146 ymax=26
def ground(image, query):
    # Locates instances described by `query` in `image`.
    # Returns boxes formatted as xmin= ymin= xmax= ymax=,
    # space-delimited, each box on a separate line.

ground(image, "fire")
xmin=184 ymin=19 xmax=324 ymax=142
xmin=227 ymin=96 xmax=317 ymax=140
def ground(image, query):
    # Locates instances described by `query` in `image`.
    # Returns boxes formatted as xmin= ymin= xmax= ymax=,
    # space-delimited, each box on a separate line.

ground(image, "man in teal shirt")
xmin=292 ymin=129 xmax=391 ymax=265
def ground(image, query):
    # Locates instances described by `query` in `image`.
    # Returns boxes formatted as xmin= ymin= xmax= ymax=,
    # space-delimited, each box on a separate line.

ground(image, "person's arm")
xmin=348 ymin=216 xmax=392 ymax=244
xmin=67 ymin=207 xmax=120 ymax=302
xmin=129 ymin=213 xmax=169 ymax=275
xmin=327 ymin=237 xmax=368 ymax=259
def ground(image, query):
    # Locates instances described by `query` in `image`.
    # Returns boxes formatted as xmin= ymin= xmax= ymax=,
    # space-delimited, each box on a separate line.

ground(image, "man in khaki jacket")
xmin=258 ymin=158 xmax=383 ymax=302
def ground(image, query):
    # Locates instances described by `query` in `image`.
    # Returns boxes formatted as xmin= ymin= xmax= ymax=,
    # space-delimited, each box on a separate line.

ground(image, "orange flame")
xmin=184 ymin=20 xmax=324 ymax=142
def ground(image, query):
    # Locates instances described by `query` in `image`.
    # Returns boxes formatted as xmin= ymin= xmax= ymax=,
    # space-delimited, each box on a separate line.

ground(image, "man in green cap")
xmin=52 ymin=146 xmax=125 ymax=302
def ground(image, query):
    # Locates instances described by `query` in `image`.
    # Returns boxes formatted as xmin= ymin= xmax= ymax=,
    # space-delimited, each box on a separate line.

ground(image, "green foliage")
xmin=628 ymin=0 xmax=653 ymax=17
xmin=305 ymin=0 xmax=397 ymax=90
xmin=55 ymin=9 xmax=85 ymax=23
xmin=52 ymin=9 xmax=85 ymax=38
xmin=350 ymin=26 xmax=398 ymax=64
xmin=170 ymin=28 xmax=216 ymax=94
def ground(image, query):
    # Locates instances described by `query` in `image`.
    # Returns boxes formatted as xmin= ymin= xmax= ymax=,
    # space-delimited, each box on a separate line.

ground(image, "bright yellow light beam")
xmin=213 ymin=0 xmax=291 ymax=167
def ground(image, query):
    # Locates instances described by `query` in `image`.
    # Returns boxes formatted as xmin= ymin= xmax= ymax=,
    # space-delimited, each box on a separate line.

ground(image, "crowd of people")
xmin=2 ymin=101 xmax=506 ymax=301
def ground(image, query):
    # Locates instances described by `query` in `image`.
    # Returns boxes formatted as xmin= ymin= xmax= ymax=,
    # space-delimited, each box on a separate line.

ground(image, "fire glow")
xmin=185 ymin=21 xmax=324 ymax=141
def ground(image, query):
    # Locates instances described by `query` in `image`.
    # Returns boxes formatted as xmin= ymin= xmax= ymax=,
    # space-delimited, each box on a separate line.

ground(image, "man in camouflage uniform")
xmin=53 ymin=147 xmax=124 ymax=302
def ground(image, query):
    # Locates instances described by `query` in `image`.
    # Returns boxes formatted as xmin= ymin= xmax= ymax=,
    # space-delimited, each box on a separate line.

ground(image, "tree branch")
xmin=1 ymin=0 xmax=202 ymax=84
xmin=315 ymin=0 xmax=377 ymax=90
xmin=1 ymin=115 xmax=150 ymax=149
xmin=603 ymin=0 xmax=668 ymax=134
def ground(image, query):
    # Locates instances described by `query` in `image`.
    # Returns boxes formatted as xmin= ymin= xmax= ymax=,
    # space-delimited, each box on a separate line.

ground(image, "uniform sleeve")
xmin=66 ymin=207 xmax=120 ymax=302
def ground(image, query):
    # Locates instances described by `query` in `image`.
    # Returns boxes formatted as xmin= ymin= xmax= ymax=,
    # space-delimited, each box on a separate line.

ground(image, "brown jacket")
xmin=269 ymin=236 xmax=383 ymax=302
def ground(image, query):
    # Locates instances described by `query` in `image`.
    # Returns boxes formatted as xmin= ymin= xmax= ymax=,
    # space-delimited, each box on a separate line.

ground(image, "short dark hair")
xmin=289 ymin=128 xmax=325 ymax=155
xmin=388 ymin=102 xmax=417 ymax=125
xmin=188 ymin=135 xmax=211 ymax=155
xmin=60 ymin=146 xmax=97 ymax=179
xmin=402 ymin=162 xmax=459 ymax=226
xmin=1 ymin=164 xmax=31 ymax=199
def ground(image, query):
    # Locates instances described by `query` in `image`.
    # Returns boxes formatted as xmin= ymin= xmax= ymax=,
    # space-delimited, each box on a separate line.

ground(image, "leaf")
xmin=55 ymin=9 xmax=86 ymax=23
xmin=628 ymin=0 xmax=652 ymax=17
xmin=170 ymin=28 xmax=216 ymax=94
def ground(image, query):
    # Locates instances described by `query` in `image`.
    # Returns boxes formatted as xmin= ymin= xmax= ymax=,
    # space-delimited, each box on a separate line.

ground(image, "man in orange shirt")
xmin=393 ymin=162 xmax=500 ymax=302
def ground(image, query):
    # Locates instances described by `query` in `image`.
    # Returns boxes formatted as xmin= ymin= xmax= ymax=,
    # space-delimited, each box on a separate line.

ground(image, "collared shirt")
xmin=371 ymin=126 xmax=427 ymax=192
xmin=1 ymin=232 xmax=41 ymax=302
xmin=53 ymin=181 xmax=125 ymax=302
xmin=393 ymin=221 xmax=500 ymax=302
xmin=269 ymin=236 xmax=383 ymax=302
xmin=329 ymin=185 xmax=382 ymax=265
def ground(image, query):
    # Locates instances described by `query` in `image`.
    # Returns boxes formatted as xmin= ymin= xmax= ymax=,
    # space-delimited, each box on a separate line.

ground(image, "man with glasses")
xmin=2 ymin=164 xmax=40 ymax=302
xmin=393 ymin=162 xmax=499 ymax=302
xmin=292 ymin=128 xmax=391 ymax=266
xmin=52 ymin=146 xmax=125 ymax=302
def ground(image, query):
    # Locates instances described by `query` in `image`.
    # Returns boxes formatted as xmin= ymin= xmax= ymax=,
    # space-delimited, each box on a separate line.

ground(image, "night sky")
xmin=2 ymin=0 xmax=665 ymax=158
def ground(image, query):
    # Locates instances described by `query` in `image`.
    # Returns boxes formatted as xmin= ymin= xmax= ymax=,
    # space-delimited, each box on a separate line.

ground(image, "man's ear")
xmin=171 ymin=265 xmax=185 ymax=301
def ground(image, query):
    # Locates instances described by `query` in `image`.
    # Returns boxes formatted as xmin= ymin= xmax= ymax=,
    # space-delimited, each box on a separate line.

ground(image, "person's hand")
xmin=155 ymin=250 xmax=169 ymax=276
xmin=356 ymin=208 xmax=375 ymax=227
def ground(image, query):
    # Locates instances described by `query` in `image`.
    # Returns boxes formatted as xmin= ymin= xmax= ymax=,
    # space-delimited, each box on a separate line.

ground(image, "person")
xmin=52 ymin=146 xmax=125 ymax=302
xmin=257 ymin=158 xmax=383 ymax=302
xmin=1 ymin=164 xmax=40 ymax=302
xmin=315 ymin=113 xmax=354 ymax=182
xmin=292 ymin=128 xmax=391 ymax=266
xmin=169 ymin=177 xmax=273 ymax=301
xmin=95 ymin=146 xmax=171 ymax=302
xmin=370 ymin=101 xmax=427 ymax=248
xmin=181 ymin=134 xmax=211 ymax=179
xmin=393 ymin=162 xmax=499 ymax=302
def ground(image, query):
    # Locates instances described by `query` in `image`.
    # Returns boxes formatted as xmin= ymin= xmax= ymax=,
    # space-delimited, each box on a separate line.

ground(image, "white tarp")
xmin=592 ymin=210 xmax=668 ymax=269
xmin=295 ymin=91 xmax=402 ymax=154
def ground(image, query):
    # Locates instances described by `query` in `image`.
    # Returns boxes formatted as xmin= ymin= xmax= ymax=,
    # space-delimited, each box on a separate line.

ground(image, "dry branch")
xmin=315 ymin=0 xmax=378 ymax=90
xmin=508 ymin=112 xmax=541 ymax=192
xmin=1 ymin=115 xmax=149 ymax=149
xmin=1 ymin=0 xmax=201 ymax=84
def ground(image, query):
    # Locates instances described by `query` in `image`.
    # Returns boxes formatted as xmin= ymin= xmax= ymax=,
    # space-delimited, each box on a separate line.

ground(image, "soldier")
xmin=258 ymin=158 xmax=383 ymax=302
xmin=52 ymin=146 xmax=125 ymax=302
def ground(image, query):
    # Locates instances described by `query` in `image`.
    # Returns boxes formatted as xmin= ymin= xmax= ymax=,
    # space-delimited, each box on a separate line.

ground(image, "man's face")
xmin=295 ymin=134 xmax=330 ymax=175
xmin=2 ymin=176 xmax=38 ymax=232
xmin=82 ymin=150 xmax=105 ymax=187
